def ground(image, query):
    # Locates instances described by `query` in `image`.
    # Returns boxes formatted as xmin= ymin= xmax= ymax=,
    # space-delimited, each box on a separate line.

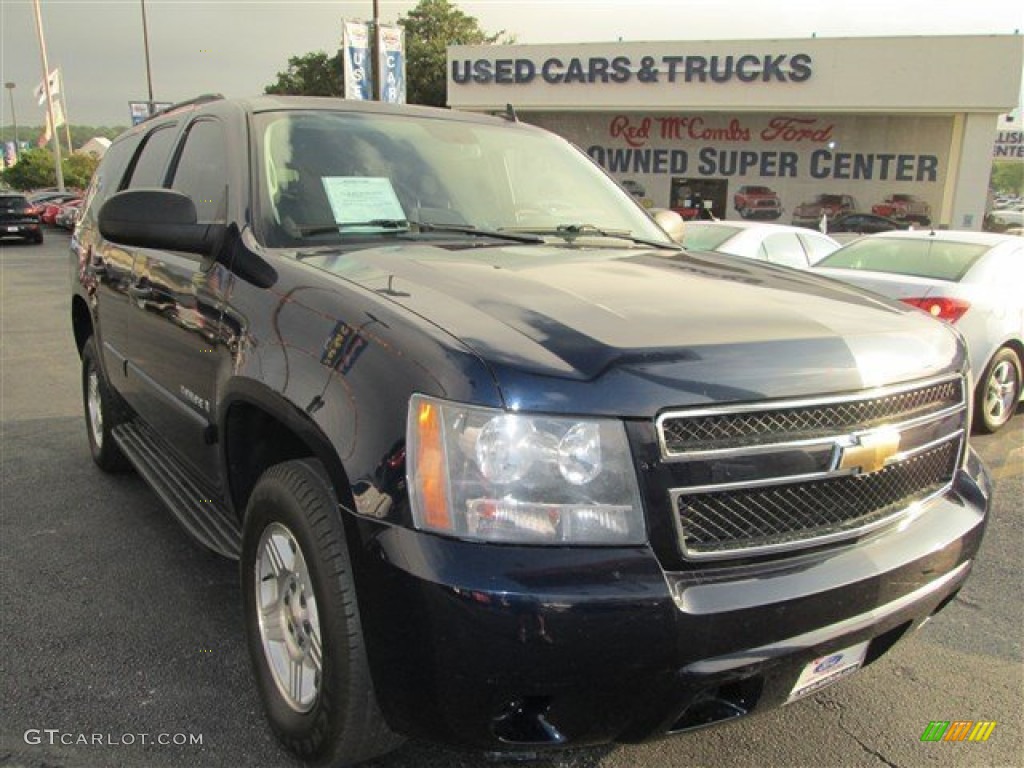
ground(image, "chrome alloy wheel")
xmin=985 ymin=358 xmax=1019 ymax=427
xmin=87 ymin=369 xmax=104 ymax=450
xmin=255 ymin=522 xmax=323 ymax=713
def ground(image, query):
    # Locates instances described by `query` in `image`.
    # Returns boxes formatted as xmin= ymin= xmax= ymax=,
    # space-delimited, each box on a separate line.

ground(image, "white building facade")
xmin=447 ymin=35 xmax=1023 ymax=229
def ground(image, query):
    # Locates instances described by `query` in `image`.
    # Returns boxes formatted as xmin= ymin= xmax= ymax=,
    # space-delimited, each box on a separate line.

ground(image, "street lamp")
xmin=141 ymin=0 xmax=155 ymax=106
xmin=3 ymin=82 xmax=17 ymax=160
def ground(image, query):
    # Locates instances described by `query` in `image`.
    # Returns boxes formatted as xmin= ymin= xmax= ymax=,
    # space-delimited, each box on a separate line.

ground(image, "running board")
xmin=112 ymin=421 xmax=241 ymax=559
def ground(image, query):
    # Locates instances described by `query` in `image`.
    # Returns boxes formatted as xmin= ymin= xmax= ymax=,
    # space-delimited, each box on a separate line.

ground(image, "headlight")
xmin=406 ymin=395 xmax=645 ymax=545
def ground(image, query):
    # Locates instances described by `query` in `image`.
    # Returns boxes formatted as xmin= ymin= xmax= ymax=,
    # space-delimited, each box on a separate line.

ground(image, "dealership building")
xmin=447 ymin=35 xmax=1023 ymax=229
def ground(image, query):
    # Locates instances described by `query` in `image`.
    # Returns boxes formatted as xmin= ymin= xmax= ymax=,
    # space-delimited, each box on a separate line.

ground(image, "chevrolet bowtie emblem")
xmin=837 ymin=429 xmax=902 ymax=474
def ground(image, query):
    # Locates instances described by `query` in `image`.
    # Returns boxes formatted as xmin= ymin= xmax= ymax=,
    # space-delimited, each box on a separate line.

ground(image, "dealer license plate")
xmin=6 ymin=226 xmax=19 ymax=232
xmin=787 ymin=640 xmax=869 ymax=703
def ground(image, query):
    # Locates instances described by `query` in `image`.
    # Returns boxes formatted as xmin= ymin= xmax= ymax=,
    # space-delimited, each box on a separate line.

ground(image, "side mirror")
xmin=99 ymin=188 xmax=223 ymax=256
xmin=652 ymin=208 xmax=685 ymax=242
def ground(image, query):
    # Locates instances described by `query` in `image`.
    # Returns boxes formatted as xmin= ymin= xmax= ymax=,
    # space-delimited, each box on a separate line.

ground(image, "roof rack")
xmin=150 ymin=93 xmax=225 ymax=119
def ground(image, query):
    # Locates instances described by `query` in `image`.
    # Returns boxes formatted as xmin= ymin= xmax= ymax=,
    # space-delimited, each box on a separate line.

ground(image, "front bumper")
xmin=353 ymin=449 xmax=990 ymax=751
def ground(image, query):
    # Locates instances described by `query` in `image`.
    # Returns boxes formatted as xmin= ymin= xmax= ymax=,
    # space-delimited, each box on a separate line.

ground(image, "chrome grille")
xmin=659 ymin=378 xmax=962 ymax=455
xmin=676 ymin=439 xmax=959 ymax=558
xmin=660 ymin=374 xmax=967 ymax=560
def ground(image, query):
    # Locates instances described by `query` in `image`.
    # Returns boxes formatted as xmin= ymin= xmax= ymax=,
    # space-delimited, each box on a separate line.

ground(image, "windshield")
xmin=680 ymin=223 xmax=742 ymax=251
xmin=255 ymin=110 xmax=671 ymax=248
xmin=816 ymin=237 xmax=989 ymax=281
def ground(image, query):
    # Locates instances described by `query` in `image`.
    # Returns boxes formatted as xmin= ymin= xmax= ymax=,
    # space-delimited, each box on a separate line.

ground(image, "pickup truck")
xmin=872 ymin=194 xmax=932 ymax=224
xmin=71 ymin=96 xmax=990 ymax=767
xmin=733 ymin=184 xmax=782 ymax=219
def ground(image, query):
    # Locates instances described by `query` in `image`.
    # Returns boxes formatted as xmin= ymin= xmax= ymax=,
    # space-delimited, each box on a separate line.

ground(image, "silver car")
xmin=815 ymin=230 xmax=1023 ymax=432
xmin=681 ymin=221 xmax=840 ymax=268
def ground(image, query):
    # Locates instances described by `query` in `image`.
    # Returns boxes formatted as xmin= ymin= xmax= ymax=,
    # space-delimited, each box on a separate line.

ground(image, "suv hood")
xmin=302 ymin=243 xmax=964 ymax=416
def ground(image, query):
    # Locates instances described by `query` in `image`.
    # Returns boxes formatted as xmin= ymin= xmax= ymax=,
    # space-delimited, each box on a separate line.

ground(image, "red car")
xmin=733 ymin=185 xmax=782 ymax=219
xmin=871 ymin=194 xmax=932 ymax=224
xmin=40 ymin=194 xmax=81 ymax=225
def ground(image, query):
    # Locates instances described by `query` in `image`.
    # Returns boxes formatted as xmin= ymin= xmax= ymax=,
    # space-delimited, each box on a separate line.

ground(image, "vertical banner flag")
xmin=34 ymin=68 xmax=61 ymax=105
xmin=3 ymin=142 xmax=16 ymax=168
xmin=342 ymin=21 xmax=373 ymax=101
xmin=377 ymin=25 xmax=407 ymax=104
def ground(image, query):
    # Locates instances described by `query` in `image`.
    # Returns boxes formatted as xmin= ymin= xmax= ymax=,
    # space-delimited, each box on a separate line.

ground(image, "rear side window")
xmin=760 ymin=232 xmax=809 ymax=268
xmin=125 ymin=125 xmax=179 ymax=188
xmin=170 ymin=119 xmax=228 ymax=223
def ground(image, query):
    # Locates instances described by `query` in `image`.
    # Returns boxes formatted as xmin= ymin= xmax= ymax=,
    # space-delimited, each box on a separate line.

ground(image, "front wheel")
xmin=976 ymin=347 xmax=1022 ymax=433
xmin=241 ymin=459 xmax=402 ymax=767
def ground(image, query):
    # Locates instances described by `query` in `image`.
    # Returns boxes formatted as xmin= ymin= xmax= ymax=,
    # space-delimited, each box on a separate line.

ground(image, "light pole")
xmin=3 ymin=82 xmax=17 ymax=159
xmin=141 ymin=0 xmax=155 ymax=108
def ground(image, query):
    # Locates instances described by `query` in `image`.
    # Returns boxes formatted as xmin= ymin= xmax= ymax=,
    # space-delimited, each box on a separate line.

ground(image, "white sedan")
xmin=815 ymin=230 xmax=1023 ymax=433
xmin=681 ymin=221 xmax=841 ymax=268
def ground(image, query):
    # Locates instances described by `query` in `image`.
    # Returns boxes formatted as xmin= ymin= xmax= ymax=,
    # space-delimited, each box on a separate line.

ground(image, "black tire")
xmin=81 ymin=336 xmax=131 ymax=472
xmin=241 ymin=459 xmax=403 ymax=767
xmin=32 ymin=232 xmax=44 ymax=244
xmin=975 ymin=347 xmax=1022 ymax=434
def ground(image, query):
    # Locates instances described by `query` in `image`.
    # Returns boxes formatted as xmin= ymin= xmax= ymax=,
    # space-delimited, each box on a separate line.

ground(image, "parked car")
xmin=0 ymin=192 xmax=43 ymax=244
xmin=984 ymin=209 xmax=1023 ymax=233
xmin=71 ymin=95 xmax=990 ymax=767
xmin=733 ymin=185 xmax=782 ymax=219
xmin=827 ymin=212 xmax=910 ymax=235
xmin=55 ymin=198 xmax=83 ymax=230
xmin=871 ymin=194 xmax=931 ymax=224
xmin=792 ymin=193 xmax=857 ymax=228
xmin=681 ymin=221 xmax=839 ymax=267
xmin=815 ymin=230 xmax=1023 ymax=432
xmin=39 ymin=193 xmax=81 ymax=225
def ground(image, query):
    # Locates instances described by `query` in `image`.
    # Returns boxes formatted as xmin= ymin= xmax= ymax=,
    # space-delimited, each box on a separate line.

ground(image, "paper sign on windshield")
xmin=321 ymin=177 xmax=405 ymax=227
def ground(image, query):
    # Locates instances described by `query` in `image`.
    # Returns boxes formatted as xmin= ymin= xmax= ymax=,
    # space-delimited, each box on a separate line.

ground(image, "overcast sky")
xmin=1 ymin=0 xmax=1022 ymax=126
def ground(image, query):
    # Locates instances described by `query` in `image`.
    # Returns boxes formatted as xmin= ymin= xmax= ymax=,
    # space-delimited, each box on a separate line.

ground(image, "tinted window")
xmin=0 ymin=195 xmax=29 ymax=210
xmin=680 ymin=223 xmax=742 ymax=251
xmin=761 ymin=232 xmax=808 ymax=268
xmin=81 ymin=135 xmax=141 ymax=221
xmin=817 ymin=238 xmax=989 ymax=281
xmin=126 ymin=125 xmax=179 ymax=188
xmin=170 ymin=120 xmax=228 ymax=222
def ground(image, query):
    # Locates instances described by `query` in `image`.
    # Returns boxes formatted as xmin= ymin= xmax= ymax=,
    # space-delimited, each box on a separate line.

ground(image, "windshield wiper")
xmin=506 ymin=223 xmax=681 ymax=250
xmin=293 ymin=219 xmax=411 ymax=237
xmin=413 ymin=222 xmax=545 ymax=244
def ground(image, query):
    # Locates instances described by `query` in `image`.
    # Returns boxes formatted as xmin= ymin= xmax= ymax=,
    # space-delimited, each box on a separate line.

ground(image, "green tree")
xmin=990 ymin=160 xmax=1023 ymax=196
xmin=0 ymin=147 xmax=99 ymax=190
xmin=63 ymin=152 xmax=100 ymax=188
xmin=264 ymin=51 xmax=344 ymax=97
xmin=399 ymin=0 xmax=506 ymax=107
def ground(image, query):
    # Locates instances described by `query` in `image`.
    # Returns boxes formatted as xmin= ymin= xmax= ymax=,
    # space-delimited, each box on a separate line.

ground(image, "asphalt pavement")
xmin=2 ymin=230 xmax=1021 ymax=768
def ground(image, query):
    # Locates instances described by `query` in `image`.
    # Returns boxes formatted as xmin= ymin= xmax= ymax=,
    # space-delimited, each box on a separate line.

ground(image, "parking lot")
xmin=1 ymin=230 xmax=1021 ymax=768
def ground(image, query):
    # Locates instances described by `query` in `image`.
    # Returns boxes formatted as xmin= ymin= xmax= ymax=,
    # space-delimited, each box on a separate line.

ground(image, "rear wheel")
xmin=976 ymin=347 xmax=1022 ymax=433
xmin=81 ymin=337 xmax=130 ymax=471
xmin=241 ymin=459 xmax=403 ymax=767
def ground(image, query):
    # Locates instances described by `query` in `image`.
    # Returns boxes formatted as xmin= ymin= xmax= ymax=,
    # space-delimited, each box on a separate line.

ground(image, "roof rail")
xmin=151 ymin=93 xmax=225 ymax=118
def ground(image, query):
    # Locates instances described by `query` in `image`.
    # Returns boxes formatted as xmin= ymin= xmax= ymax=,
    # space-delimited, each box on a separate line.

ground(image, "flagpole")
xmin=31 ymin=0 xmax=64 ymax=191
xmin=60 ymin=85 xmax=73 ymax=153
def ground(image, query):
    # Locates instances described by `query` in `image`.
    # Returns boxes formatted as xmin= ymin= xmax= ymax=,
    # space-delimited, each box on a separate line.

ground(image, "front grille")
xmin=675 ymin=438 xmax=959 ymax=558
xmin=660 ymin=378 xmax=962 ymax=455
xmin=659 ymin=374 xmax=967 ymax=561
